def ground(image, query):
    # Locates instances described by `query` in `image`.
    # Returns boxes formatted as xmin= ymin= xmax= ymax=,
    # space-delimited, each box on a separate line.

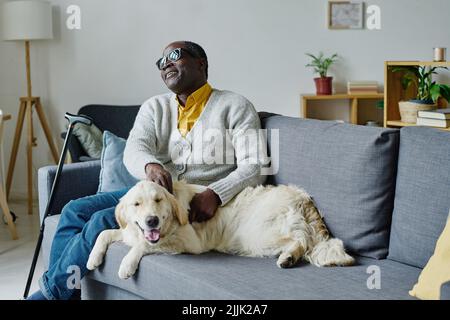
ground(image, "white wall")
xmin=1 ymin=0 xmax=450 ymax=196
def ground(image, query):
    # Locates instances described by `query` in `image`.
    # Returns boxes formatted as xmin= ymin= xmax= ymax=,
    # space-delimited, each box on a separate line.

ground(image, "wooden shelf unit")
xmin=386 ymin=120 xmax=450 ymax=131
xmin=301 ymin=93 xmax=384 ymax=125
xmin=384 ymin=61 xmax=450 ymax=129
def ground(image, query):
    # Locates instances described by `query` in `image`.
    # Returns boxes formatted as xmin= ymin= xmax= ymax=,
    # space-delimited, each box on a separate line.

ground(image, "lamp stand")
xmin=6 ymin=41 xmax=59 ymax=215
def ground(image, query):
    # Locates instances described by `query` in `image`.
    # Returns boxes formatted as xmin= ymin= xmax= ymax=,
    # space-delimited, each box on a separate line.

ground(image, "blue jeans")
xmin=39 ymin=187 xmax=130 ymax=300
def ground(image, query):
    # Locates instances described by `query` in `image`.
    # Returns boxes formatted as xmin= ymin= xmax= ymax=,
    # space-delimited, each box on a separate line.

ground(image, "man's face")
xmin=159 ymin=42 xmax=205 ymax=95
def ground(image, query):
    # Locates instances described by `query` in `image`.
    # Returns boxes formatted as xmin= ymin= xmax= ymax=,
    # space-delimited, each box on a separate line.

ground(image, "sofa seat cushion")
xmin=388 ymin=127 xmax=450 ymax=268
xmin=85 ymin=242 xmax=421 ymax=300
xmin=263 ymin=116 xmax=400 ymax=259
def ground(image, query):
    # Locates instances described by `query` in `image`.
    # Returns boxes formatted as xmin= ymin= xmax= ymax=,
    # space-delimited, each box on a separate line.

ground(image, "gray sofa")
xmin=39 ymin=114 xmax=450 ymax=300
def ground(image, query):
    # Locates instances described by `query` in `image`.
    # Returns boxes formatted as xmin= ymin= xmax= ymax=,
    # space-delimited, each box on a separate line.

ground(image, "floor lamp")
xmin=2 ymin=0 xmax=59 ymax=215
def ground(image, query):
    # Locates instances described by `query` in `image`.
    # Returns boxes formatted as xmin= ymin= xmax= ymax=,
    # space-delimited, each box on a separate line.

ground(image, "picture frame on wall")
xmin=328 ymin=1 xmax=364 ymax=29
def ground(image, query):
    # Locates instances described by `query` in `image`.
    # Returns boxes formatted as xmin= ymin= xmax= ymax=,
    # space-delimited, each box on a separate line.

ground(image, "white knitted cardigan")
xmin=123 ymin=88 xmax=267 ymax=205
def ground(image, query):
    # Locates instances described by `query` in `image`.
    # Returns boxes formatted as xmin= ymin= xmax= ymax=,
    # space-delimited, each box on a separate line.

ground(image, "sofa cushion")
xmin=263 ymin=116 xmax=399 ymax=259
xmin=72 ymin=122 xmax=103 ymax=159
xmin=388 ymin=127 xmax=450 ymax=268
xmin=85 ymin=242 xmax=420 ymax=299
xmin=98 ymin=131 xmax=138 ymax=193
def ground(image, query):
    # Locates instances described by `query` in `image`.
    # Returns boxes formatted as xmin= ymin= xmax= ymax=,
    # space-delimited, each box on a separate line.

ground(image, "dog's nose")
xmin=145 ymin=216 xmax=159 ymax=228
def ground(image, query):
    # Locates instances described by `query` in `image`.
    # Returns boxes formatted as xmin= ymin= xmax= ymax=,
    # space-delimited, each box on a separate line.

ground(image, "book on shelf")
xmin=416 ymin=117 xmax=450 ymax=128
xmin=417 ymin=108 xmax=450 ymax=120
xmin=348 ymin=81 xmax=378 ymax=86
xmin=347 ymin=90 xmax=379 ymax=95
xmin=347 ymin=81 xmax=379 ymax=94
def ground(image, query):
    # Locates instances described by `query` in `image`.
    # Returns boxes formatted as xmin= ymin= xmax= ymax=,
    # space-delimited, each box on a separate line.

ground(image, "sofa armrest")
xmin=38 ymin=160 xmax=101 ymax=222
xmin=79 ymin=156 xmax=100 ymax=162
xmin=441 ymin=281 xmax=450 ymax=300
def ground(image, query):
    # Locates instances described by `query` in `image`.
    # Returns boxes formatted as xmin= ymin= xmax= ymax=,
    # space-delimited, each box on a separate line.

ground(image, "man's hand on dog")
xmin=145 ymin=163 xmax=173 ymax=194
xmin=145 ymin=163 xmax=220 ymax=223
xmin=189 ymin=189 xmax=221 ymax=223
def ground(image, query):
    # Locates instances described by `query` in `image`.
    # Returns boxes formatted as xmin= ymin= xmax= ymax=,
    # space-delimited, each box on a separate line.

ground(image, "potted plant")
xmin=393 ymin=66 xmax=450 ymax=123
xmin=305 ymin=52 xmax=338 ymax=95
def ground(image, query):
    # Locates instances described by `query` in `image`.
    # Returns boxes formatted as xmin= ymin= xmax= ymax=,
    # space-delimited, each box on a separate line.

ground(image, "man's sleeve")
xmin=208 ymin=102 xmax=268 ymax=206
xmin=123 ymin=102 xmax=163 ymax=180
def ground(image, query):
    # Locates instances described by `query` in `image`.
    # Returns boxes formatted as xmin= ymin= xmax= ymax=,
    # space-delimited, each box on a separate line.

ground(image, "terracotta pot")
xmin=314 ymin=77 xmax=333 ymax=95
xmin=398 ymin=100 xmax=437 ymax=123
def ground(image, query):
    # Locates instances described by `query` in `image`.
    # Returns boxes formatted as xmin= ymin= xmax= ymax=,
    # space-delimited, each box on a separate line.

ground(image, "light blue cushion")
xmin=388 ymin=126 xmax=450 ymax=268
xmin=98 ymin=131 xmax=139 ymax=193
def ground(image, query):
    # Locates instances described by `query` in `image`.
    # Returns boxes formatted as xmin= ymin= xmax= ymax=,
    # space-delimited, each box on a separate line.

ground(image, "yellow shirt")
xmin=177 ymin=83 xmax=212 ymax=137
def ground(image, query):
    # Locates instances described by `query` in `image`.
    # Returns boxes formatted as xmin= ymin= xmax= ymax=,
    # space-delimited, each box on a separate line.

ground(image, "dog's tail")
xmin=305 ymin=238 xmax=355 ymax=267
xmin=288 ymin=184 xmax=330 ymax=241
xmin=303 ymin=204 xmax=354 ymax=267
xmin=303 ymin=201 xmax=330 ymax=242
xmin=288 ymin=185 xmax=354 ymax=267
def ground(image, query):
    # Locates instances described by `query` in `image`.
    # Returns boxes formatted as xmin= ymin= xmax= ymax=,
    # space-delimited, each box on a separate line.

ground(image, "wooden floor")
xmin=0 ymin=199 xmax=43 ymax=300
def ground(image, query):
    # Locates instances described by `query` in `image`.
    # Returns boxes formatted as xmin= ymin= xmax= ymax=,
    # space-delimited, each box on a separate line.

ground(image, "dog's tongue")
xmin=144 ymin=229 xmax=160 ymax=242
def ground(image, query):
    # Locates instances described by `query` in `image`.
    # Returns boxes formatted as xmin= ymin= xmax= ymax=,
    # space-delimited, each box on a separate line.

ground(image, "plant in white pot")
xmin=305 ymin=52 xmax=338 ymax=95
xmin=393 ymin=66 xmax=450 ymax=123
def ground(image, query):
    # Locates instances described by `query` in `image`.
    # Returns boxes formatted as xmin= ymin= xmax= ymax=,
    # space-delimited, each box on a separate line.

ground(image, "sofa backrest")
xmin=67 ymin=105 xmax=140 ymax=162
xmin=262 ymin=116 xmax=400 ymax=259
xmin=388 ymin=126 xmax=450 ymax=268
xmin=78 ymin=104 xmax=140 ymax=138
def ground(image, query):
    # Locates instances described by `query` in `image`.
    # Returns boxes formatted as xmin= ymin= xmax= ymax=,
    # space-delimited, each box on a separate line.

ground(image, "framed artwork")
xmin=328 ymin=1 xmax=364 ymax=29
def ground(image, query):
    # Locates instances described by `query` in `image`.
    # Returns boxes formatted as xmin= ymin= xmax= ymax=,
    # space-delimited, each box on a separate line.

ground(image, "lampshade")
xmin=2 ymin=0 xmax=53 ymax=41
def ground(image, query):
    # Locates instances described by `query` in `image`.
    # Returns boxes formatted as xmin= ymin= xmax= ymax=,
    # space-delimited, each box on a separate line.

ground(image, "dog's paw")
xmin=321 ymin=253 xmax=355 ymax=267
xmin=277 ymin=253 xmax=296 ymax=268
xmin=86 ymin=252 xmax=104 ymax=270
xmin=118 ymin=262 xmax=138 ymax=279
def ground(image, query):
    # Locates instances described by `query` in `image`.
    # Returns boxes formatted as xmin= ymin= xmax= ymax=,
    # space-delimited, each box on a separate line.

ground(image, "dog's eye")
xmin=134 ymin=202 xmax=140 ymax=207
xmin=155 ymin=198 xmax=161 ymax=203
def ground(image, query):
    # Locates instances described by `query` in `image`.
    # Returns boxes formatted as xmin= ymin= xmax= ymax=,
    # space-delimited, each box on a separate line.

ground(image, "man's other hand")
xmin=145 ymin=163 xmax=173 ymax=194
xmin=189 ymin=189 xmax=221 ymax=223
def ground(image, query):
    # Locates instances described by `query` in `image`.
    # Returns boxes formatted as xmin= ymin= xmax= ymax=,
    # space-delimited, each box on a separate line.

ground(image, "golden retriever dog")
xmin=87 ymin=180 xmax=354 ymax=279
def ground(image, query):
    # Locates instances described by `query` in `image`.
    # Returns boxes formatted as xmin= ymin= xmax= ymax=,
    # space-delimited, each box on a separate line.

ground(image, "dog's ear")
xmin=168 ymin=193 xmax=189 ymax=226
xmin=115 ymin=201 xmax=127 ymax=229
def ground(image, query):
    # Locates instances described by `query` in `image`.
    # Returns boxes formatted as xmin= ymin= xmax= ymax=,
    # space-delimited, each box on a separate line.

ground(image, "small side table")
xmin=301 ymin=93 xmax=384 ymax=125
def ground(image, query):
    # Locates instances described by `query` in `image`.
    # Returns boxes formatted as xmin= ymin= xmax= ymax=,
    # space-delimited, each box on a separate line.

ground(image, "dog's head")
xmin=115 ymin=180 xmax=189 ymax=244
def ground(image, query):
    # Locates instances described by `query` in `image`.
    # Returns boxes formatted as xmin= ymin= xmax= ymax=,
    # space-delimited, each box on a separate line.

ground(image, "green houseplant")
xmin=393 ymin=66 xmax=450 ymax=123
xmin=306 ymin=52 xmax=338 ymax=95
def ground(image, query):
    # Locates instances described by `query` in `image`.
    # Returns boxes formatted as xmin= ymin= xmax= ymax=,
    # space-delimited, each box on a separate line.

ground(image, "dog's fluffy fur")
xmin=87 ymin=180 xmax=354 ymax=279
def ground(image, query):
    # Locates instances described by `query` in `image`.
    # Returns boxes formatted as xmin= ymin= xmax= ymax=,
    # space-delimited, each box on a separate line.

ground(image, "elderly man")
xmin=27 ymin=41 xmax=266 ymax=300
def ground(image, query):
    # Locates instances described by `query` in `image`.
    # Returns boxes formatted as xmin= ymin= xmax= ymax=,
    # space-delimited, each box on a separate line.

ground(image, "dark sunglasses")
xmin=155 ymin=48 xmax=197 ymax=70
